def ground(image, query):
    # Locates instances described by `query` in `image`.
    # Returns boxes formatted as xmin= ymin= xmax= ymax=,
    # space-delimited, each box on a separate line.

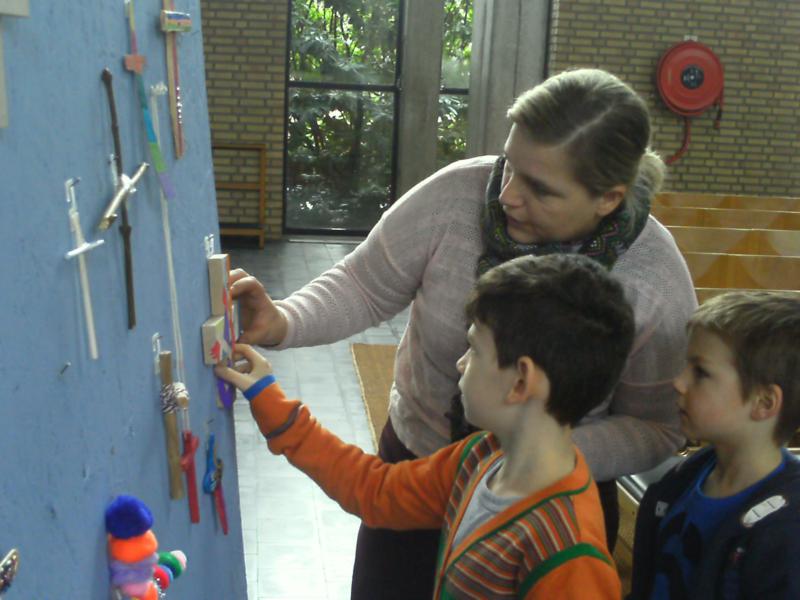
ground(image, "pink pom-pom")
xmin=135 ymin=582 xmax=158 ymax=600
xmin=120 ymin=580 xmax=150 ymax=597
xmin=170 ymin=549 xmax=187 ymax=571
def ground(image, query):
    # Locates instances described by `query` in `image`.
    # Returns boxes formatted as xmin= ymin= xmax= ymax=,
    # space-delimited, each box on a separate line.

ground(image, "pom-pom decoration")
xmin=105 ymin=495 xmax=187 ymax=599
xmin=153 ymin=565 xmax=171 ymax=591
xmin=105 ymin=495 xmax=154 ymax=539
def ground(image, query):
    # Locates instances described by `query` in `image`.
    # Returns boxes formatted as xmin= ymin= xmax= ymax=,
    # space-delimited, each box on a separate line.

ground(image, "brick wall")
xmin=549 ymin=0 xmax=800 ymax=196
xmin=201 ymin=0 xmax=287 ymax=240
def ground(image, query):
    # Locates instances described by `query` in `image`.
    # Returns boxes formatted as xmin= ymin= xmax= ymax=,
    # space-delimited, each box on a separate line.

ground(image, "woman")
xmin=231 ymin=68 xmax=697 ymax=600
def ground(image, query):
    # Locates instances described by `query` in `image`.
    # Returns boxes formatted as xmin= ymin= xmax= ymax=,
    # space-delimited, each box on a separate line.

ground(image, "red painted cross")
xmin=180 ymin=430 xmax=200 ymax=523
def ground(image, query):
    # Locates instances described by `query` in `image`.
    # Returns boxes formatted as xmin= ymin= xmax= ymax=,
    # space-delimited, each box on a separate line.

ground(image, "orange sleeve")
xmin=526 ymin=555 xmax=622 ymax=600
xmin=250 ymin=382 xmax=468 ymax=530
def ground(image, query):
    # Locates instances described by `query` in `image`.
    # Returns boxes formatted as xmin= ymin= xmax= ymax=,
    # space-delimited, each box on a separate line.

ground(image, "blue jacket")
xmin=628 ymin=447 xmax=800 ymax=599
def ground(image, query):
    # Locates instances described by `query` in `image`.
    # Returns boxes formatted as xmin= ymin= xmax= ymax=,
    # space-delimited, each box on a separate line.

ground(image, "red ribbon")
xmin=180 ymin=431 xmax=200 ymax=523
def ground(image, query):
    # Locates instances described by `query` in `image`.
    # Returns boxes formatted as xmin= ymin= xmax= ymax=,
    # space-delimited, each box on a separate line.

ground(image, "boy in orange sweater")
xmin=216 ymin=254 xmax=633 ymax=598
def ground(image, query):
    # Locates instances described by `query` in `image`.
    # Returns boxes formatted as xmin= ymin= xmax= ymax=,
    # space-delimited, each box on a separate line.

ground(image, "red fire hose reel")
xmin=656 ymin=40 xmax=724 ymax=164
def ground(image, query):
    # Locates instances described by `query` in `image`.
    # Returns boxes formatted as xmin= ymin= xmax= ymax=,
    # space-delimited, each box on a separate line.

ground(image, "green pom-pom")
xmin=158 ymin=551 xmax=183 ymax=578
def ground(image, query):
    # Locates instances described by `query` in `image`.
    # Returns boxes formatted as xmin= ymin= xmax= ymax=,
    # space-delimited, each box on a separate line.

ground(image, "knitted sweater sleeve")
xmin=528 ymin=554 xmax=622 ymax=599
xmin=571 ymin=314 xmax=687 ymax=481
xmin=572 ymin=224 xmax=696 ymax=481
xmin=272 ymin=166 xmax=458 ymax=349
xmin=250 ymin=381 xmax=465 ymax=529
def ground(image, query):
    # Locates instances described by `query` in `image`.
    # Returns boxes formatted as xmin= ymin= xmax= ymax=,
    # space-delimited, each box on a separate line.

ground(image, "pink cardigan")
xmin=274 ymin=156 xmax=697 ymax=480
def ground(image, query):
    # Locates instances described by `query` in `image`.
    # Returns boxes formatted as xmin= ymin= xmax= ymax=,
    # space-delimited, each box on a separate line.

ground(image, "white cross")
xmin=65 ymin=178 xmax=105 ymax=359
xmin=0 ymin=0 xmax=28 ymax=128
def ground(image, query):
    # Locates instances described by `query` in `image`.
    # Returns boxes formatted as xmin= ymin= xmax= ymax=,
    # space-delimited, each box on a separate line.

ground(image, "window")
xmin=285 ymin=0 xmax=474 ymax=234
xmin=286 ymin=0 xmax=401 ymax=233
xmin=437 ymin=0 xmax=473 ymax=169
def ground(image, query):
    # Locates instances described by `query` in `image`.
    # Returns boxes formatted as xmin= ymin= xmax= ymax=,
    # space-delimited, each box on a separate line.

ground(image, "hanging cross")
xmin=98 ymin=67 xmax=149 ymax=330
xmin=0 ymin=0 xmax=29 ymax=128
xmin=124 ymin=0 xmax=176 ymax=199
xmin=64 ymin=178 xmax=105 ymax=360
xmin=160 ymin=3 xmax=192 ymax=158
xmin=203 ymin=431 xmax=229 ymax=535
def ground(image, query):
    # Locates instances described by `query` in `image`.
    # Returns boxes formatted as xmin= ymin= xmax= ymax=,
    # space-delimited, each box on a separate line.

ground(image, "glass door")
xmin=285 ymin=0 xmax=402 ymax=234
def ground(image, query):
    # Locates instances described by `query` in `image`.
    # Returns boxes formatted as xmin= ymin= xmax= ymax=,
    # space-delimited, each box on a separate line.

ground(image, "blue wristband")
xmin=244 ymin=374 xmax=276 ymax=401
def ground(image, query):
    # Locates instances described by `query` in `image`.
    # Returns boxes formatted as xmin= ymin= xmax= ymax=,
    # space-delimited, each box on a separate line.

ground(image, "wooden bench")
xmin=654 ymin=206 xmax=800 ymax=229
xmin=683 ymin=252 xmax=800 ymax=291
xmin=656 ymin=192 xmax=800 ymax=212
xmin=695 ymin=287 xmax=800 ymax=303
xmin=667 ymin=226 xmax=800 ymax=256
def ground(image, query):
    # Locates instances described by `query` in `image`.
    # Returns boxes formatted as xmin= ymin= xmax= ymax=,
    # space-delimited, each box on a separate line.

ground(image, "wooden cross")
xmin=160 ymin=3 xmax=192 ymax=158
xmin=0 ymin=0 xmax=29 ymax=128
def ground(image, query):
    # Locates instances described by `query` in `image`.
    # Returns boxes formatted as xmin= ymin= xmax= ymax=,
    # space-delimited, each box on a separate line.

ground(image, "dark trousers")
xmin=350 ymin=419 xmax=621 ymax=599
xmin=596 ymin=478 xmax=620 ymax=554
xmin=350 ymin=419 xmax=441 ymax=600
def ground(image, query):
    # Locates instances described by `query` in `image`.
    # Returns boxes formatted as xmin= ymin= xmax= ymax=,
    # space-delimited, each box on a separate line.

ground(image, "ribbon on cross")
xmin=123 ymin=0 xmax=176 ymax=199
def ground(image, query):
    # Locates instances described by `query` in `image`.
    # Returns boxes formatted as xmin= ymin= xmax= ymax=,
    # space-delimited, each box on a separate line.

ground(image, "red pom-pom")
xmin=153 ymin=565 xmax=171 ymax=590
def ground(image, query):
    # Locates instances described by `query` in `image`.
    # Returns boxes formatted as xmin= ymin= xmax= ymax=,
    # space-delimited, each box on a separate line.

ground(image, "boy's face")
xmin=456 ymin=321 xmax=518 ymax=431
xmin=673 ymin=327 xmax=754 ymax=444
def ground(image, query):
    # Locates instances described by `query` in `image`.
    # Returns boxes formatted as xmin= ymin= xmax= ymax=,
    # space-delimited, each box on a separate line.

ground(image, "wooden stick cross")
xmin=160 ymin=1 xmax=192 ymax=158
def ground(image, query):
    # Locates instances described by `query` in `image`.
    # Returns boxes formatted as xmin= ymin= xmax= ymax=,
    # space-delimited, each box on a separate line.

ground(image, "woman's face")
xmin=499 ymin=124 xmax=625 ymax=244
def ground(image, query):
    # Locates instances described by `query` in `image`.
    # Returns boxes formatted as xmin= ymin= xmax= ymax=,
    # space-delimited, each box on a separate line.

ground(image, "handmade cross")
xmin=0 ymin=548 xmax=20 ymax=595
xmin=159 ymin=349 xmax=186 ymax=500
xmin=201 ymin=253 xmax=239 ymax=408
xmin=202 ymin=430 xmax=229 ymax=535
xmin=64 ymin=178 xmax=105 ymax=360
xmin=180 ymin=420 xmax=200 ymax=524
xmin=159 ymin=2 xmax=192 ymax=158
xmin=149 ymin=82 xmax=186 ymax=384
xmin=124 ymin=0 xmax=176 ymax=199
xmin=98 ymin=67 xmax=149 ymax=330
xmin=0 ymin=0 xmax=28 ymax=128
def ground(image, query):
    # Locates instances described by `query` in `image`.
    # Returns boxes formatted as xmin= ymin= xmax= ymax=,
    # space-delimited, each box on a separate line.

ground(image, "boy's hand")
xmin=214 ymin=344 xmax=273 ymax=392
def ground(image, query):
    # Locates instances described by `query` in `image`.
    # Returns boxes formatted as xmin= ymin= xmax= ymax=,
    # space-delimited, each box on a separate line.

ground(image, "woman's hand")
xmin=214 ymin=344 xmax=273 ymax=391
xmin=229 ymin=268 xmax=288 ymax=346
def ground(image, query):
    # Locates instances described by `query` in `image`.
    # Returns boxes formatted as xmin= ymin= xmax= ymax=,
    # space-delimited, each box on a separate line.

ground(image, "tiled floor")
xmin=226 ymin=240 xmax=409 ymax=600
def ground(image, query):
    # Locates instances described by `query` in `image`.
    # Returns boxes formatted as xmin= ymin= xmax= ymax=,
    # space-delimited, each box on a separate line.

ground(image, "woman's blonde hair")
xmin=507 ymin=69 xmax=665 ymax=203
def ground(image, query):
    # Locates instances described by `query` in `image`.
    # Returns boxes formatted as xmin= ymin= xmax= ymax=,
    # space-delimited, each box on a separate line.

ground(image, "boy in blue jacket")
xmin=629 ymin=291 xmax=800 ymax=599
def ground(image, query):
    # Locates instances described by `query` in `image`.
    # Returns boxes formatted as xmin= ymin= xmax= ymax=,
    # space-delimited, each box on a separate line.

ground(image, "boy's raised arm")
xmin=215 ymin=345 xmax=462 ymax=530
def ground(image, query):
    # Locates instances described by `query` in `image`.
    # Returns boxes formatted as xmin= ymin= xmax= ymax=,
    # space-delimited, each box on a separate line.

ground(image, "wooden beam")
xmin=0 ymin=0 xmax=29 ymax=128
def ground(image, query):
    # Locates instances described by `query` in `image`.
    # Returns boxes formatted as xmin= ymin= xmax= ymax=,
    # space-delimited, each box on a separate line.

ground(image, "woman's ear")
xmin=596 ymin=185 xmax=627 ymax=218
xmin=506 ymin=357 xmax=550 ymax=406
xmin=751 ymin=384 xmax=783 ymax=422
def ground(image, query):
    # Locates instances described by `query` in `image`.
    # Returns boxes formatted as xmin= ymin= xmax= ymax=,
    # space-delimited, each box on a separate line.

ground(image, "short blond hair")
xmin=689 ymin=291 xmax=800 ymax=445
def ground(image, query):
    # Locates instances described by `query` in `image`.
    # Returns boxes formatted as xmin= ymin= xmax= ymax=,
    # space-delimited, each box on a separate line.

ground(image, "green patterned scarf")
xmin=476 ymin=156 xmax=651 ymax=276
